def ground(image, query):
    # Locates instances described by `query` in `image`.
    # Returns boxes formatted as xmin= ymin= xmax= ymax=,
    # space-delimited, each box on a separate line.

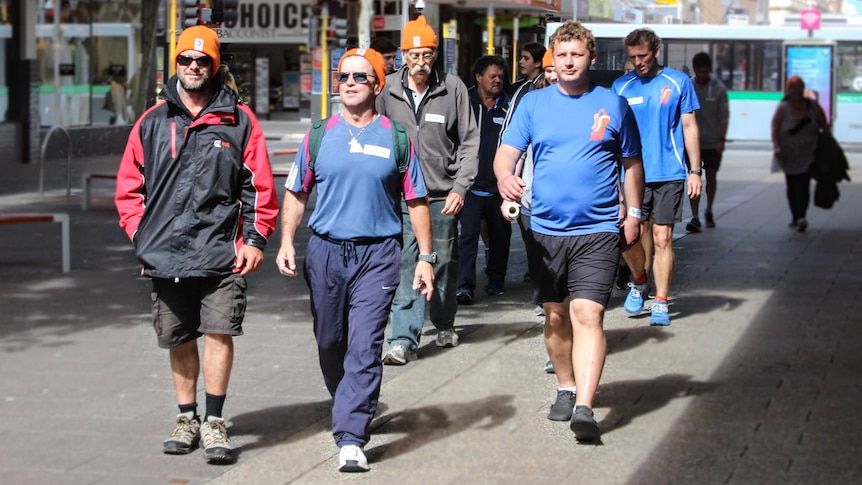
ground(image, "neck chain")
xmin=344 ymin=113 xmax=377 ymax=142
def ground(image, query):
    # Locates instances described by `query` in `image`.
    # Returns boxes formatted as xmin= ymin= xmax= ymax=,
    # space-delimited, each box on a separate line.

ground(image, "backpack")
xmin=307 ymin=116 xmax=412 ymax=174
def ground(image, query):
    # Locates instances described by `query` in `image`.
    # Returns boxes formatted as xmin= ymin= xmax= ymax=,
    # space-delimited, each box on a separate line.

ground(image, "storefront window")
xmin=0 ymin=24 xmax=10 ymax=122
xmin=34 ymin=0 xmax=141 ymax=127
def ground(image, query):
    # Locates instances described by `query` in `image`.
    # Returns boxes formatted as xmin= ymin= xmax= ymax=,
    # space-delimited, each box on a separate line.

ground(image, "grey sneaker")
xmin=163 ymin=414 xmax=200 ymax=455
xmin=200 ymin=416 xmax=234 ymax=463
xmin=338 ymin=444 xmax=370 ymax=472
xmin=436 ymin=328 xmax=460 ymax=347
xmin=382 ymin=344 xmax=417 ymax=365
xmin=547 ymin=389 xmax=576 ymax=421
xmin=570 ymin=405 xmax=601 ymax=442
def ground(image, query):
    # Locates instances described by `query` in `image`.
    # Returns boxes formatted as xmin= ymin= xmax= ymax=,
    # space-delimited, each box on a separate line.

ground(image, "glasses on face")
xmin=406 ymin=51 xmax=435 ymax=62
xmin=177 ymin=55 xmax=213 ymax=68
xmin=336 ymin=71 xmax=374 ymax=84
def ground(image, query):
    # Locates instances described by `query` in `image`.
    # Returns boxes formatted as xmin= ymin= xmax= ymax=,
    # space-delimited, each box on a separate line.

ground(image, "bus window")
xmin=837 ymin=42 xmax=862 ymax=93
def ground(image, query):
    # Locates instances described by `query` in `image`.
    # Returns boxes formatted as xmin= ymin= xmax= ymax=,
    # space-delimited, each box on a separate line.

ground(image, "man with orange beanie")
xmin=115 ymin=25 xmax=278 ymax=464
xmin=377 ymin=15 xmax=479 ymax=365
xmin=278 ymin=48 xmax=433 ymax=472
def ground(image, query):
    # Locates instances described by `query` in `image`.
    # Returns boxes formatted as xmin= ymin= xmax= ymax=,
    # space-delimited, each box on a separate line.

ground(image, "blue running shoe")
xmin=624 ymin=281 xmax=647 ymax=314
xmin=650 ymin=301 xmax=670 ymax=326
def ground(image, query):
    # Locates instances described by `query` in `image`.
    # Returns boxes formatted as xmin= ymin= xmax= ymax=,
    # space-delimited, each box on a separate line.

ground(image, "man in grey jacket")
xmin=377 ymin=14 xmax=480 ymax=365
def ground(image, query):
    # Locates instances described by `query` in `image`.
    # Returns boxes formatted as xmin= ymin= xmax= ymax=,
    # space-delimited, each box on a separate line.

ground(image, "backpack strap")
xmin=307 ymin=118 xmax=329 ymax=172
xmin=390 ymin=120 xmax=411 ymax=174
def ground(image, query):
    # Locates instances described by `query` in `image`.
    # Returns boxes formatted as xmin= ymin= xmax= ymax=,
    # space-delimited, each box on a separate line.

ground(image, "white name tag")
xmin=363 ymin=144 xmax=391 ymax=159
xmin=492 ymin=117 xmax=505 ymax=125
xmin=425 ymin=113 xmax=445 ymax=124
xmin=628 ymin=96 xmax=644 ymax=105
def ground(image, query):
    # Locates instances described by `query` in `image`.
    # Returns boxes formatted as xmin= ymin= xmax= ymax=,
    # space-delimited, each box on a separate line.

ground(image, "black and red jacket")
xmin=115 ymin=77 xmax=278 ymax=279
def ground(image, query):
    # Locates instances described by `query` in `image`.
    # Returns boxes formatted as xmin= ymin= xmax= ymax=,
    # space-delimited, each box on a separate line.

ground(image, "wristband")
xmin=627 ymin=207 xmax=642 ymax=219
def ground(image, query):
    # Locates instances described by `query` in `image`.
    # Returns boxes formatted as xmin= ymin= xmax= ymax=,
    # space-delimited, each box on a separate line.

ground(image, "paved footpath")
xmin=0 ymin=139 xmax=860 ymax=484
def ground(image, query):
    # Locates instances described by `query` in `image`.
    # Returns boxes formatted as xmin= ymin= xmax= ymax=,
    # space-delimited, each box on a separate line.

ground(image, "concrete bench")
xmin=81 ymin=172 xmax=117 ymax=211
xmin=0 ymin=213 xmax=70 ymax=273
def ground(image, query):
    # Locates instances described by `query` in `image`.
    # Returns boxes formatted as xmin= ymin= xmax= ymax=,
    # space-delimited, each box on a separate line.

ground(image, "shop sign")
xmin=215 ymin=0 xmax=312 ymax=44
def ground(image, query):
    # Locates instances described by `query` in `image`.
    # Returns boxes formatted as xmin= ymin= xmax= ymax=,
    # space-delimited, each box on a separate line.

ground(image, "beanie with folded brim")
xmin=337 ymin=48 xmax=387 ymax=89
xmin=542 ymin=49 xmax=554 ymax=69
xmin=401 ymin=15 xmax=437 ymax=51
xmin=175 ymin=26 xmax=221 ymax=69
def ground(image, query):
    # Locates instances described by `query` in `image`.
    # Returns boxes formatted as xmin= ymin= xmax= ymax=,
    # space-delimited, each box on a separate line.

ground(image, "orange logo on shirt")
xmin=660 ymin=86 xmax=672 ymax=105
xmin=590 ymin=109 xmax=611 ymax=141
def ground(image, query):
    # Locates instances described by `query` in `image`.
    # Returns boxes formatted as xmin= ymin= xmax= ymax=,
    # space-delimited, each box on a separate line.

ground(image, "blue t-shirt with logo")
xmin=501 ymin=85 xmax=641 ymax=236
xmin=612 ymin=67 xmax=699 ymax=183
xmin=286 ymin=114 xmax=427 ymax=240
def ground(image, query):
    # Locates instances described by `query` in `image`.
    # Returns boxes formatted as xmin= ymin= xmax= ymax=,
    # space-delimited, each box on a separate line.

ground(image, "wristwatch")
xmin=418 ymin=253 xmax=438 ymax=264
xmin=688 ymin=169 xmax=703 ymax=175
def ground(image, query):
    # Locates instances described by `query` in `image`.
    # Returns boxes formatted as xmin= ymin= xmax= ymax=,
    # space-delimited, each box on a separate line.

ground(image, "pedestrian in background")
xmin=377 ymin=14 xmax=480 ymax=366
xmin=687 ymin=52 xmax=729 ymax=231
xmin=770 ymin=75 xmax=828 ymax=232
xmin=115 ymin=26 xmax=279 ymax=464
xmin=276 ymin=48 xmax=434 ymax=472
xmin=612 ymin=28 xmax=701 ymax=326
xmin=457 ymin=55 xmax=512 ymax=304
xmin=370 ymin=36 xmax=399 ymax=74
xmin=509 ymin=41 xmax=546 ymax=94
xmin=495 ymin=21 xmax=644 ymax=442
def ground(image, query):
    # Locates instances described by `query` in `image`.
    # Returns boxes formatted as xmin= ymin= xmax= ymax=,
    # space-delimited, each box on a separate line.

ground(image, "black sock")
xmin=179 ymin=402 xmax=198 ymax=421
xmin=205 ymin=393 xmax=226 ymax=421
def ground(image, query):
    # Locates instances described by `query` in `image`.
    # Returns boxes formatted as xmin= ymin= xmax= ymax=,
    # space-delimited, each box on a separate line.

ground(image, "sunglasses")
xmin=177 ymin=55 xmax=213 ymax=68
xmin=336 ymin=71 xmax=374 ymax=84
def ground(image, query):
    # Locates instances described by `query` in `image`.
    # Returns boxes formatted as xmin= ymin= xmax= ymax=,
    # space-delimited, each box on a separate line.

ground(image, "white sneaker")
xmin=382 ymin=344 xmax=416 ymax=365
xmin=338 ymin=444 xmax=370 ymax=472
xmin=436 ymin=328 xmax=459 ymax=347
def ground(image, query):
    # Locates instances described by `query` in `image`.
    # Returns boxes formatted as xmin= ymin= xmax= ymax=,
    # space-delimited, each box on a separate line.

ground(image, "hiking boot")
xmin=338 ymin=444 xmax=370 ymax=472
xmin=382 ymin=344 xmax=416 ymax=365
xmin=456 ymin=289 xmax=474 ymax=305
xmin=705 ymin=212 xmax=715 ymax=228
xmin=650 ymin=301 xmax=670 ymax=326
xmin=624 ymin=280 xmax=648 ymax=315
xmin=685 ymin=217 xmax=702 ymax=233
xmin=436 ymin=329 xmax=460 ymax=347
xmin=163 ymin=414 xmax=200 ymax=455
xmin=547 ymin=389 xmax=576 ymax=421
xmin=570 ymin=405 xmax=601 ymax=442
xmin=200 ymin=416 xmax=234 ymax=464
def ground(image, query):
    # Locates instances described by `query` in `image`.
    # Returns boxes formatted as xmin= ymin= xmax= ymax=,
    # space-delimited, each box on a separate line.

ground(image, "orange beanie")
xmin=337 ymin=48 xmax=387 ymax=89
xmin=401 ymin=15 xmax=437 ymax=51
xmin=542 ymin=49 xmax=554 ymax=69
xmin=175 ymin=26 xmax=221 ymax=69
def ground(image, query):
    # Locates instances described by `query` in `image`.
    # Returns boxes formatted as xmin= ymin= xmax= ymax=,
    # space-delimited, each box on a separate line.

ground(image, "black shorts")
xmin=533 ymin=231 xmax=620 ymax=307
xmin=700 ymin=148 xmax=723 ymax=172
xmin=643 ymin=180 xmax=684 ymax=225
xmin=151 ymin=273 xmax=247 ymax=349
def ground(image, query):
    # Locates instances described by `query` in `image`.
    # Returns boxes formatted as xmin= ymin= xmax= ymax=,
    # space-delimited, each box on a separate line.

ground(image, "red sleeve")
xmin=238 ymin=104 xmax=279 ymax=247
xmin=115 ymin=119 xmax=147 ymax=242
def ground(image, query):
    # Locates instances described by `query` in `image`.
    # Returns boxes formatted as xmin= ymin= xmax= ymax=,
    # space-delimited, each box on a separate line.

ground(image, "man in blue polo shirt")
xmin=612 ymin=28 xmax=702 ymax=326
xmin=276 ymin=48 xmax=434 ymax=473
xmin=495 ymin=21 xmax=644 ymax=443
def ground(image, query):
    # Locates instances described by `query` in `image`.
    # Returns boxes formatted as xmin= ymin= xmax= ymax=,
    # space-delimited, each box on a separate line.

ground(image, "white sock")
xmin=559 ymin=386 xmax=577 ymax=394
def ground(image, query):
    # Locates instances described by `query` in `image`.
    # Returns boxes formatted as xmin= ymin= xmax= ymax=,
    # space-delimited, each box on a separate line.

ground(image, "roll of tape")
xmin=503 ymin=200 xmax=520 ymax=220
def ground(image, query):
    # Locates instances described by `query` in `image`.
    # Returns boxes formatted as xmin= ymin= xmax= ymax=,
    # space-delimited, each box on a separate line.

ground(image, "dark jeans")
xmin=388 ymin=199 xmax=459 ymax=350
xmin=457 ymin=192 xmax=512 ymax=293
xmin=785 ymin=171 xmax=812 ymax=222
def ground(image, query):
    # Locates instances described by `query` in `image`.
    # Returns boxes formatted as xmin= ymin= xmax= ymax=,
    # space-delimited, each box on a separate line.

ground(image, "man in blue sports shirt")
xmin=612 ymin=28 xmax=702 ymax=326
xmin=495 ymin=21 xmax=644 ymax=443
xmin=276 ymin=48 xmax=434 ymax=473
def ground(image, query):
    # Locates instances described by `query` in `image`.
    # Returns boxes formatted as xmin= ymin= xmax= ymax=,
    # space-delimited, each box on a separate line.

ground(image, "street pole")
xmin=321 ymin=4 xmax=329 ymax=119
xmin=168 ymin=0 xmax=177 ymax=77
xmin=486 ymin=4 xmax=495 ymax=56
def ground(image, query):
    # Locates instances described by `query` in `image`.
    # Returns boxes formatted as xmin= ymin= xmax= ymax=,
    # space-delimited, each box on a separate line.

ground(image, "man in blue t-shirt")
xmin=276 ymin=48 xmax=433 ymax=473
xmin=611 ymin=28 xmax=702 ymax=327
xmin=495 ymin=21 xmax=644 ymax=443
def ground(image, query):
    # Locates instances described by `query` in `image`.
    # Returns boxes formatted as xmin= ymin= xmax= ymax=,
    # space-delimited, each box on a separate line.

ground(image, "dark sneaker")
xmin=705 ymin=212 xmax=715 ymax=228
xmin=685 ymin=217 xmax=702 ymax=233
xmin=797 ymin=218 xmax=808 ymax=232
xmin=338 ymin=444 xmax=370 ymax=472
xmin=570 ymin=405 xmax=601 ymax=442
xmin=200 ymin=416 xmax=234 ymax=464
xmin=163 ymin=414 xmax=200 ymax=455
xmin=547 ymin=389 xmax=576 ymax=421
xmin=456 ymin=290 xmax=474 ymax=305
xmin=484 ymin=284 xmax=504 ymax=296
xmin=615 ymin=264 xmax=631 ymax=290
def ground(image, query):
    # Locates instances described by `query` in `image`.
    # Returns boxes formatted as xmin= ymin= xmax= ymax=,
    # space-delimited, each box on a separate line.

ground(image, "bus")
xmin=548 ymin=23 xmax=862 ymax=144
